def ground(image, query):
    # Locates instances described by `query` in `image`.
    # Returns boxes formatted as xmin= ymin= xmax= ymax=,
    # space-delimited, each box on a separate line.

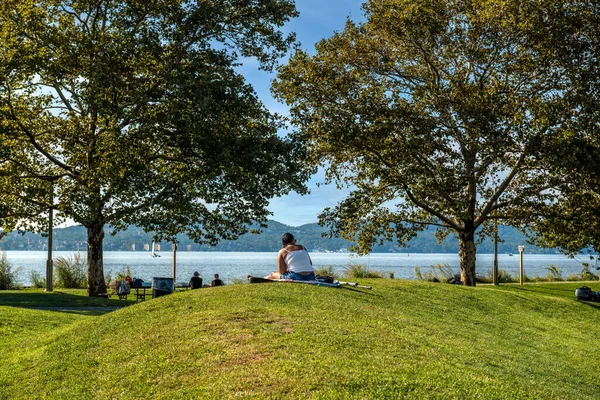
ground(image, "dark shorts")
xmin=280 ymin=271 xmax=316 ymax=281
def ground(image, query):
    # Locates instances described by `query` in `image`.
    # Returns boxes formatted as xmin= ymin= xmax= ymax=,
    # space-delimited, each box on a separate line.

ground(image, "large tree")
xmin=0 ymin=0 xmax=310 ymax=295
xmin=273 ymin=0 xmax=600 ymax=285
xmin=521 ymin=2 xmax=600 ymax=257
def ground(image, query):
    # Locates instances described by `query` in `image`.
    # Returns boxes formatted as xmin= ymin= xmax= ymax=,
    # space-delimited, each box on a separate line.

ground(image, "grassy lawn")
xmin=1 ymin=281 xmax=599 ymax=399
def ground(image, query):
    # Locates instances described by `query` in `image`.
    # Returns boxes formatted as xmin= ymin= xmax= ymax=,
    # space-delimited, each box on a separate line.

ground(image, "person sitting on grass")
xmin=266 ymin=232 xmax=316 ymax=281
xmin=211 ymin=273 xmax=224 ymax=287
xmin=189 ymin=271 xmax=203 ymax=289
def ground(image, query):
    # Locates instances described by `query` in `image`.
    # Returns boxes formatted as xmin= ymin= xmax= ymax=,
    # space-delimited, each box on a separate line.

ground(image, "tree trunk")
xmin=87 ymin=223 xmax=107 ymax=296
xmin=458 ymin=230 xmax=477 ymax=286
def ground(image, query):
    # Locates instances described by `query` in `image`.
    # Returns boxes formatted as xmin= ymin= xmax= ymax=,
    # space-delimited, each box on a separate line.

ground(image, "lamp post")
xmin=172 ymin=242 xmax=177 ymax=284
xmin=45 ymin=183 xmax=54 ymax=292
xmin=518 ymin=245 xmax=525 ymax=285
xmin=493 ymin=220 xmax=499 ymax=286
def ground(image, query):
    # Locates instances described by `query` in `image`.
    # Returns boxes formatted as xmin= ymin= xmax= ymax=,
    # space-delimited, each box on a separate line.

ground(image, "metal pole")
xmin=172 ymin=242 xmax=177 ymax=284
xmin=518 ymin=245 xmax=524 ymax=285
xmin=493 ymin=221 xmax=498 ymax=285
xmin=45 ymin=189 xmax=53 ymax=292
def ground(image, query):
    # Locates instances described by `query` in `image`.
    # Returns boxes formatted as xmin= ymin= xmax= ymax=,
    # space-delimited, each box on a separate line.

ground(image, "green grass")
xmin=1 ymin=281 xmax=599 ymax=399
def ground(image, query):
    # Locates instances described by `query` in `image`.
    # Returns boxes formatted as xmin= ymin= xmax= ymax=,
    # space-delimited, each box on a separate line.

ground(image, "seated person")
xmin=211 ymin=273 xmax=225 ymax=287
xmin=266 ymin=232 xmax=316 ymax=281
xmin=189 ymin=271 xmax=203 ymax=289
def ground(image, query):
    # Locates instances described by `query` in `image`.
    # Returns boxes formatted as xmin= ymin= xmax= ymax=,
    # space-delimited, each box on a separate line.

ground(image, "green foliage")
xmin=53 ymin=253 xmax=87 ymax=289
xmin=29 ymin=270 xmax=45 ymax=288
xmin=0 ymin=0 xmax=308 ymax=296
xmin=475 ymin=269 xmax=518 ymax=284
xmin=0 ymin=252 xmax=21 ymax=290
xmin=544 ymin=265 xmax=563 ymax=282
xmin=229 ymin=277 xmax=246 ymax=285
xmin=580 ymin=263 xmax=598 ymax=281
xmin=314 ymin=265 xmax=339 ymax=279
xmin=114 ymin=266 xmax=133 ymax=282
xmin=342 ymin=264 xmax=384 ymax=279
xmin=414 ymin=263 xmax=455 ymax=282
xmin=272 ymin=0 xmax=600 ymax=286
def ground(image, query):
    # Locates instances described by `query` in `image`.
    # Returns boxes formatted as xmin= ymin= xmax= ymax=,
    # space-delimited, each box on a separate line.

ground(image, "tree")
xmin=520 ymin=3 xmax=600 ymax=257
xmin=273 ymin=0 xmax=600 ymax=285
xmin=0 ymin=0 xmax=310 ymax=296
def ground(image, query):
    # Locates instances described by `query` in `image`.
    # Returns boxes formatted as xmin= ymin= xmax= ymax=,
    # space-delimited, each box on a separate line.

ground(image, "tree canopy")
xmin=0 ymin=0 xmax=309 ymax=295
xmin=273 ymin=0 xmax=600 ymax=285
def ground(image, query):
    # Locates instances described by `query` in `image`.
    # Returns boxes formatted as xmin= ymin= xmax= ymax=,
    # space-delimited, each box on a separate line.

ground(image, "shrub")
xmin=580 ymin=263 xmax=598 ymax=281
xmin=230 ymin=277 xmax=245 ymax=285
xmin=114 ymin=266 xmax=133 ymax=281
xmin=29 ymin=270 xmax=46 ymax=288
xmin=415 ymin=264 xmax=454 ymax=282
xmin=343 ymin=264 xmax=384 ymax=279
xmin=54 ymin=253 xmax=87 ymax=289
xmin=545 ymin=265 xmax=563 ymax=281
xmin=0 ymin=252 xmax=21 ymax=290
xmin=314 ymin=265 xmax=338 ymax=279
xmin=480 ymin=269 xmax=518 ymax=283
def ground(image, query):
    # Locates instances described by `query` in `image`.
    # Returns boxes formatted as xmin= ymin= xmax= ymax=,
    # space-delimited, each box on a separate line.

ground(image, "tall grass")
xmin=54 ymin=253 xmax=87 ymax=289
xmin=29 ymin=270 xmax=46 ymax=288
xmin=314 ymin=265 xmax=338 ymax=279
xmin=0 ymin=252 xmax=21 ymax=290
xmin=415 ymin=263 xmax=454 ymax=282
xmin=343 ymin=264 xmax=384 ymax=279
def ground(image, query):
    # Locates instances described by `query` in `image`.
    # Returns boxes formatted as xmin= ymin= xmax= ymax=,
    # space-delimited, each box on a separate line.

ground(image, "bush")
xmin=343 ymin=264 xmax=384 ymax=279
xmin=0 ymin=252 xmax=21 ymax=290
xmin=479 ymin=269 xmax=518 ymax=283
xmin=54 ymin=253 xmax=87 ymax=289
xmin=580 ymin=263 xmax=598 ymax=281
xmin=314 ymin=265 xmax=339 ymax=279
xmin=114 ymin=266 xmax=133 ymax=281
xmin=230 ymin=277 xmax=245 ymax=285
xmin=415 ymin=264 xmax=454 ymax=282
xmin=29 ymin=270 xmax=46 ymax=288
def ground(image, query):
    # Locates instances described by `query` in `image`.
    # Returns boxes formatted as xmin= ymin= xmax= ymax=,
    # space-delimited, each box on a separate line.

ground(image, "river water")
xmin=3 ymin=250 xmax=597 ymax=285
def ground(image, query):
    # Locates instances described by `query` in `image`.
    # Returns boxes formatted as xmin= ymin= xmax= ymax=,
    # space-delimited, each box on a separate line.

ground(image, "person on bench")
xmin=189 ymin=271 xmax=203 ymax=289
xmin=266 ymin=232 xmax=316 ymax=281
xmin=211 ymin=273 xmax=224 ymax=287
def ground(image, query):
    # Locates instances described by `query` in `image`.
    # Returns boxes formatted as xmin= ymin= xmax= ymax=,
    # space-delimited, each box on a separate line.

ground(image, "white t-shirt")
xmin=284 ymin=249 xmax=313 ymax=273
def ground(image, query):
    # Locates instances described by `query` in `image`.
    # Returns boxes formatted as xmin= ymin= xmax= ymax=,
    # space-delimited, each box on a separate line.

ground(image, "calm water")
xmin=3 ymin=250 xmax=597 ymax=285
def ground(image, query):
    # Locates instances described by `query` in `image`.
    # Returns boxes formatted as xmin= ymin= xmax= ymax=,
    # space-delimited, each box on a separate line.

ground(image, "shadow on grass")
xmin=0 ymin=290 xmax=134 ymax=311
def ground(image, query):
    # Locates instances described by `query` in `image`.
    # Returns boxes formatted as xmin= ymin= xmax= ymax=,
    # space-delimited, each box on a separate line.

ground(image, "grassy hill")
xmin=1 ymin=281 xmax=599 ymax=399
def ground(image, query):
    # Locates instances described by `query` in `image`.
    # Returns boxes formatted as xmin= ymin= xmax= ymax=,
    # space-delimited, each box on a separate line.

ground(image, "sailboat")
xmin=150 ymin=241 xmax=161 ymax=257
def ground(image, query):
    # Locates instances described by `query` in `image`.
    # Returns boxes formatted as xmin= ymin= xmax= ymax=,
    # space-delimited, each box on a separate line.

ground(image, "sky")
xmin=239 ymin=0 xmax=366 ymax=227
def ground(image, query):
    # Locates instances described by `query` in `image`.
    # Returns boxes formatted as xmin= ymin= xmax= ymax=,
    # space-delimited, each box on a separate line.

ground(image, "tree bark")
xmin=458 ymin=230 xmax=477 ymax=286
xmin=87 ymin=223 xmax=107 ymax=296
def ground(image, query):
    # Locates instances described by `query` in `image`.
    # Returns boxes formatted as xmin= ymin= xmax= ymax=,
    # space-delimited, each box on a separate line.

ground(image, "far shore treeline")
xmin=0 ymin=221 xmax=549 ymax=254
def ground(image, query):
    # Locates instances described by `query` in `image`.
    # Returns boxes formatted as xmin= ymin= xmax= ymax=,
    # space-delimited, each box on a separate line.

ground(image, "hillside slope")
xmin=2 ymin=281 xmax=599 ymax=399
xmin=0 ymin=221 xmax=549 ymax=253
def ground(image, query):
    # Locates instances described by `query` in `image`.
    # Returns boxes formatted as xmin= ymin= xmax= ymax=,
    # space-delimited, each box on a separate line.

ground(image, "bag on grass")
xmin=575 ymin=286 xmax=595 ymax=301
xmin=316 ymin=275 xmax=334 ymax=284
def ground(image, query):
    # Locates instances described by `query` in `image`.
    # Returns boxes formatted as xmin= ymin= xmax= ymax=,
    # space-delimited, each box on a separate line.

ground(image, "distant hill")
xmin=0 ymin=220 xmax=554 ymax=254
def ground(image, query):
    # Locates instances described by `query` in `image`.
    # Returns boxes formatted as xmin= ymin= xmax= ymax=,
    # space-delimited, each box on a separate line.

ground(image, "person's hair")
xmin=214 ymin=274 xmax=219 ymax=278
xmin=282 ymin=232 xmax=295 ymax=247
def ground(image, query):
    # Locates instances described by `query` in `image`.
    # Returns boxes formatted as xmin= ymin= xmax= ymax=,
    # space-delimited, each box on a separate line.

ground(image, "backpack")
xmin=575 ymin=286 xmax=598 ymax=302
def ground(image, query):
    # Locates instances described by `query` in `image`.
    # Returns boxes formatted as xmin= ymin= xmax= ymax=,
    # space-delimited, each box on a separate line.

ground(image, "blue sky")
xmin=239 ymin=0 xmax=365 ymax=226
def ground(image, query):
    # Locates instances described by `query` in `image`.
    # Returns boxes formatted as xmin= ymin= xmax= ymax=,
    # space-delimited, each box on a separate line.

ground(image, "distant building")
xmin=143 ymin=243 xmax=150 ymax=251
xmin=131 ymin=243 xmax=135 ymax=251
xmin=187 ymin=244 xmax=192 ymax=251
